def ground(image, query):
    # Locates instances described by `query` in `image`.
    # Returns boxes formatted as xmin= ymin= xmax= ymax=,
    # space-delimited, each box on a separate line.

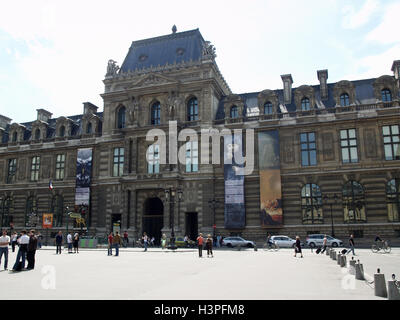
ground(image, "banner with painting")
xmin=258 ymin=130 xmax=283 ymax=227
xmin=75 ymin=148 xmax=92 ymax=228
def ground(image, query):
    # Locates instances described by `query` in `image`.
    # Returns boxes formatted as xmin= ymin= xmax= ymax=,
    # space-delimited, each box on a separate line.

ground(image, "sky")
xmin=1 ymin=0 xmax=400 ymax=123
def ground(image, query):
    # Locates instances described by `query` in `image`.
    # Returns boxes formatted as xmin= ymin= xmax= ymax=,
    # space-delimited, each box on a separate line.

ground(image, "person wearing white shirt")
xmin=67 ymin=233 xmax=73 ymax=253
xmin=12 ymin=230 xmax=30 ymax=271
xmin=0 ymin=230 xmax=10 ymax=270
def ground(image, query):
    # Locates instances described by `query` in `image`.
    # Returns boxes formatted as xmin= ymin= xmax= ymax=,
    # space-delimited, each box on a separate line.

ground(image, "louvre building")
xmin=1 ymin=27 xmax=400 ymax=244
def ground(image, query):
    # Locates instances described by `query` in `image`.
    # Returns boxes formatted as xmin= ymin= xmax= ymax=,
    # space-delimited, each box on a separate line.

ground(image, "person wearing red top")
xmin=107 ymin=232 xmax=113 ymax=256
xmin=196 ymin=233 xmax=204 ymax=258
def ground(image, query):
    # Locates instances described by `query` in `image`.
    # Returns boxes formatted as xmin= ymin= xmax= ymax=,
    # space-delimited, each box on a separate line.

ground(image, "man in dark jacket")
xmin=55 ymin=231 xmax=63 ymax=254
xmin=27 ymin=230 xmax=38 ymax=270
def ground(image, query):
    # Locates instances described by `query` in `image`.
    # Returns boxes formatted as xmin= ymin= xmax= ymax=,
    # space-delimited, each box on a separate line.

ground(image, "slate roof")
xmin=120 ymin=29 xmax=205 ymax=73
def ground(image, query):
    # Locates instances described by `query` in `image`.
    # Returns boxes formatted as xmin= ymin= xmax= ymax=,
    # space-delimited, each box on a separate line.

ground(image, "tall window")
xmin=25 ymin=196 xmax=37 ymax=227
xmin=301 ymin=184 xmax=323 ymax=224
xmin=51 ymin=195 xmax=63 ymax=227
xmin=86 ymin=122 xmax=92 ymax=134
xmin=340 ymin=129 xmax=358 ymax=163
xmin=383 ymin=125 xmax=399 ymax=160
xmin=381 ymin=88 xmax=392 ymax=102
xmin=187 ymin=97 xmax=198 ymax=121
xmin=300 ymin=132 xmax=317 ymax=166
xmin=1 ymin=197 xmax=13 ymax=228
xmin=117 ymin=106 xmax=126 ymax=128
xmin=387 ymin=179 xmax=400 ymax=222
xmin=151 ymin=102 xmax=161 ymax=125
xmin=147 ymin=144 xmax=160 ymax=174
xmin=55 ymin=154 xmax=65 ymax=180
xmin=185 ymin=141 xmax=198 ymax=172
xmin=340 ymin=93 xmax=350 ymax=106
xmin=30 ymin=156 xmax=40 ymax=181
xmin=59 ymin=125 xmax=65 ymax=137
xmin=34 ymin=129 xmax=41 ymax=140
xmin=12 ymin=132 xmax=17 ymax=142
xmin=343 ymin=181 xmax=366 ymax=223
xmin=113 ymin=147 xmax=124 ymax=177
xmin=7 ymin=159 xmax=16 ymax=184
xmin=264 ymin=102 xmax=273 ymax=115
xmin=230 ymin=105 xmax=239 ymax=118
xmin=301 ymin=97 xmax=310 ymax=111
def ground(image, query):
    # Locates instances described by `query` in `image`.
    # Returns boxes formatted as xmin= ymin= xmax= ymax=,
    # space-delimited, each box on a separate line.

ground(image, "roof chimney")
xmin=392 ymin=60 xmax=400 ymax=88
xmin=317 ymin=69 xmax=328 ymax=100
xmin=83 ymin=102 xmax=98 ymax=115
xmin=36 ymin=109 xmax=52 ymax=123
xmin=281 ymin=74 xmax=293 ymax=104
xmin=0 ymin=114 xmax=12 ymax=130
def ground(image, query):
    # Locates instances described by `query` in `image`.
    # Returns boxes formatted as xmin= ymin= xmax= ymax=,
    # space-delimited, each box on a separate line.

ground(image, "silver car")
xmin=222 ymin=236 xmax=255 ymax=248
xmin=270 ymin=235 xmax=296 ymax=248
xmin=306 ymin=234 xmax=343 ymax=247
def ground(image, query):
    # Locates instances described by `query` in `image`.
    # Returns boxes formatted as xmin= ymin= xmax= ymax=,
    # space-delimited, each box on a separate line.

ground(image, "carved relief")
xmin=322 ymin=133 xmax=335 ymax=161
xmin=364 ymin=128 xmax=377 ymax=158
xmin=333 ymin=80 xmax=356 ymax=106
xmin=294 ymin=85 xmax=315 ymax=111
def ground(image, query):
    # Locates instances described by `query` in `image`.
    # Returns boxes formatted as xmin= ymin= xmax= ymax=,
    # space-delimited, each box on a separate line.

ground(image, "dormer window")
xmin=301 ymin=97 xmax=310 ymax=111
xmin=34 ymin=129 xmax=41 ymax=140
xmin=230 ymin=105 xmax=239 ymax=119
xmin=12 ymin=132 xmax=17 ymax=142
xmin=340 ymin=93 xmax=350 ymax=106
xmin=264 ymin=102 xmax=273 ymax=115
xmin=381 ymin=88 xmax=392 ymax=102
xmin=59 ymin=125 xmax=65 ymax=137
xmin=86 ymin=122 xmax=92 ymax=134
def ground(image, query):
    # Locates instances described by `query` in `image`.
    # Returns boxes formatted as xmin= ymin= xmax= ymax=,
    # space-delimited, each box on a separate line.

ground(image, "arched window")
xmin=151 ymin=102 xmax=161 ymax=125
xmin=343 ymin=181 xmax=366 ymax=223
xmin=340 ymin=93 xmax=350 ymax=106
xmin=51 ymin=195 xmax=64 ymax=227
xmin=387 ymin=179 xmax=400 ymax=222
xmin=381 ymin=88 xmax=392 ymax=102
xmin=264 ymin=102 xmax=273 ymax=115
xmin=12 ymin=132 xmax=17 ymax=142
xmin=301 ymin=184 xmax=323 ymax=224
xmin=230 ymin=105 xmax=239 ymax=119
xmin=117 ymin=106 xmax=126 ymax=129
xmin=59 ymin=125 xmax=65 ymax=137
xmin=86 ymin=122 xmax=92 ymax=134
xmin=1 ymin=197 xmax=13 ymax=228
xmin=187 ymin=97 xmax=198 ymax=121
xmin=301 ymin=97 xmax=310 ymax=111
xmin=25 ymin=196 xmax=37 ymax=227
xmin=34 ymin=129 xmax=41 ymax=140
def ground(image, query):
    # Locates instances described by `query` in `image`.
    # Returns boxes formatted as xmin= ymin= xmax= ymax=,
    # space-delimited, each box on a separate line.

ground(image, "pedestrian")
xmin=161 ymin=234 xmax=167 ymax=250
xmin=67 ymin=232 xmax=73 ymax=253
xmin=320 ymin=235 xmax=328 ymax=254
xmin=150 ymin=236 xmax=155 ymax=247
xmin=55 ymin=231 xmax=63 ymax=254
xmin=12 ymin=230 xmax=29 ymax=271
xmin=37 ymin=232 xmax=42 ymax=249
xmin=113 ymin=232 xmax=122 ymax=256
xmin=0 ymin=230 xmax=10 ymax=270
xmin=107 ymin=232 xmax=113 ymax=256
xmin=142 ymin=232 xmax=148 ymax=252
xmin=11 ymin=232 xmax=17 ymax=252
xmin=123 ymin=231 xmax=129 ymax=248
xmin=73 ymin=233 xmax=79 ymax=253
xmin=219 ymin=236 xmax=223 ymax=248
xmin=206 ymin=234 xmax=213 ymax=258
xmin=196 ymin=233 xmax=204 ymax=258
xmin=294 ymin=235 xmax=303 ymax=258
xmin=216 ymin=234 xmax=221 ymax=248
xmin=27 ymin=230 xmax=38 ymax=270
xmin=347 ymin=234 xmax=355 ymax=256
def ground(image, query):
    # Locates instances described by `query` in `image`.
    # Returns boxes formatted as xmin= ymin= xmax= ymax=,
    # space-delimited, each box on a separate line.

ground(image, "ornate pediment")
xmin=128 ymin=73 xmax=179 ymax=89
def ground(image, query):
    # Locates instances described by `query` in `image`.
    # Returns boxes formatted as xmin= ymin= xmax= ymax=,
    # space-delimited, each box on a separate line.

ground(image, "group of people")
xmin=54 ymin=231 xmax=80 ymax=254
xmin=196 ymin=233 xmax=214 ymax=258
xmin=0 ymin=229 xmax=39 ymax=271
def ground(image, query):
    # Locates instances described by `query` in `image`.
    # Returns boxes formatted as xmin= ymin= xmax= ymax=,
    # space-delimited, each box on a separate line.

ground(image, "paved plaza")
xmin=0 ymin=246 xmax=399 ymax=300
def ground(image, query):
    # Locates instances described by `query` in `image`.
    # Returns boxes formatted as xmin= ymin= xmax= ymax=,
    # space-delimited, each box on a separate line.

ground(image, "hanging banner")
xmin=75 ymin=148 xmax=92 ymax=228
xmin=42 ymin=213 xmax=53 ymax=229
xmin=224 ymin=133 xmax=245 ymax=229
xmin=258 ymin=131 xmax=283 ymax=227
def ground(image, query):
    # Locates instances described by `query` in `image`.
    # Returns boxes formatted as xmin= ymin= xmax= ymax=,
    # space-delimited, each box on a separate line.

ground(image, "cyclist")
xmin=266 ymin=233 xmax=273 ymax=248
xmin=374 ymin=235 xmax=382 ymax=243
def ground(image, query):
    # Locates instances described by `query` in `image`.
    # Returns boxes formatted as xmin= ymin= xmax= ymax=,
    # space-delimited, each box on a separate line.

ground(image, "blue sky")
xmin=1 ymin=0 xmax=399 ymax=123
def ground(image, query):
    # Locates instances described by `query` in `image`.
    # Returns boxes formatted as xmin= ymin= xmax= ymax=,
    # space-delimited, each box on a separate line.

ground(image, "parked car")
xmin=175 ymin=237 xmax=195 ymax=248
xmin=306 ymin=234 xmax=343 ymax=248
xmin=222 ymin=236 xmax=255 ymax=248
xmin=270 ymin=235 xmax=305 ymax=248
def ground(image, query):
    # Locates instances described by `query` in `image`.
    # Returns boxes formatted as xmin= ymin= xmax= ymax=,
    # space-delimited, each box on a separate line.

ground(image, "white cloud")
xmin=342 ymin=0 xmax=379 ymax=29
xmin=365 ymin=2 xmax=400 ymax=44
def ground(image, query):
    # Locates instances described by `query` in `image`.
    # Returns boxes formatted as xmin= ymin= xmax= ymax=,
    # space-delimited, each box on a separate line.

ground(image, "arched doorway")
xmin=143 ymin=197 xmax=163 ymax=245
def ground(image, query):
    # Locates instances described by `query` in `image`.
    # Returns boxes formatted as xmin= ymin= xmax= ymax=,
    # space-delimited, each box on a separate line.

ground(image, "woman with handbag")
xmin=294 ymin=235 xmax=303 ymax=258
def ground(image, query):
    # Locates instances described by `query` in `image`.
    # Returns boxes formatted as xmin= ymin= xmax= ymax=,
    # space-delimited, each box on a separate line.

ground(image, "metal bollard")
xmin=326 ymin=248 xmax=330 ymax=255
xmin=374 ymin=269 xmax=387 ymax=298
xmin=349 ymin=259 xmax=356 ymax=275
xmin=333 ymin=251 xmax=337 ymax=260
xmin=388 ymin=274 xmax=400 ymax=300
xmin=330 ymin=249 xmax=333 ymax=259
xmin=355 ymin=261 xmax=365 ymax=280
xmin=340 ymin=254 xmax=346 ymax=267
xmin=254 ymin=244 xmax=258 ymax=251
xmin=337 ymin=253 xmax=342 ymax=265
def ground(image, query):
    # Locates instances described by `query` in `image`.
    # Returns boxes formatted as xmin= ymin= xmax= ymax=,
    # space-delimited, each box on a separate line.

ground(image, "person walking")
xmin=12 ymin=230 xmax=29 ymax=271
xmin=37 ymin=232 xmax=43 ymax=249
xmin=216 ymin=234 xmax=221 ymax=248
xmin=11 ymin=232 xmax=17 ymax=252
xmin=73 ymin=233 xmax=79 ymax=253
xmin=347 ymin=234 xmax=355 ymax=256
xmin=206 ymin=234 xmax=213 ymax=258
xmin=107 ymin=232 xmax=113 ymax=256
xmin=113 ymin=232 xmax=122 ymax=256
xmin=67 ymin=233 xmax=73 ymax=253
xmin=27 ymin=230 xmax=38 ymax=270
xmin=123 ymin=231 xmax=129 ymax=248
xmin=161 ymin=234 xmax=167 ymax=250
xmin=320 ymin=235 xmax=328 ymax=254
xmin=142 ymin=232 xmax=148 ymax=252
xmin=55 ymin=231 xmax=63 ymax=254
xmin=196 ymin=233 xmax=204 ymax=258
xmin=294 ymin=235 xmax=303 ymax=258
xmin=0 ymin=230 xmax=10 ymax=270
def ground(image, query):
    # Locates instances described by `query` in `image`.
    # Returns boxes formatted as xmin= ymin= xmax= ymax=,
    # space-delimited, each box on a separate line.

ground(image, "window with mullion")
xmin=340 ymin=129 xmax=358 ymax=163
xmin=230 ymin=105 xmax=239 ymax=119
xmin=264 ymin=102 xmax=273 ymax=115
xmin=187 ymin=98 xmax=198 ymax=121
xmin=301 ymin=97 xmax=310 ymax=111
xmin=113 ymin=147 xmax=124 ymax=177
xmin=30 ymin=156 xmax=40 ymax=182
xmin=147 ymin=145 xmax=160 ymax=174
xmin=387 ymin=179 xmax=400 ymax=222
xmin=383 ymin=125 xmax=400 ymax=160
xmin=381 ymin=89 xmax=392 ymax=102
xmin=7 ymin=159 xmax=16 ymax=184
xmin=55 ymin=154 xmax=65 ymax=180
xmin=185 ymin=141 xmax=198 ymax=172
xmin=151 ymin=102 xmax=161 ymax=125
xmin=25 ymin=196 xmax=37 ymax=227
xmin=300 ymin=132 xmax=317 ymax=166
xmin=301 ymin=183 xmax=323 ymax=224
xmin=340 ymin=93 xmax=350 ymax=106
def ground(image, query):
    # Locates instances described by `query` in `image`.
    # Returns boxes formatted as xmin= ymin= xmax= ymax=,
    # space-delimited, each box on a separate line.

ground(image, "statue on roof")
xmin=202 ymin=41 xmax=216 ymax=59
xmin=106 ymin=59 xmax=120 ymax=77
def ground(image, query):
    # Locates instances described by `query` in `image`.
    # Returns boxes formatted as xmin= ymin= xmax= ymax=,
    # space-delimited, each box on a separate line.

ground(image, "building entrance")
xmin=185 ymin=212 xmax=198 ymax=242
xmin=143 ymin=197 xmax=163 ymax=245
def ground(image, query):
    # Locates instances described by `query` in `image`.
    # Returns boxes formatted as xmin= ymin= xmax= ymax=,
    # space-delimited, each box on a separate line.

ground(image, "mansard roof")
xmin=120 ymin=29 xmax=205 ymax=73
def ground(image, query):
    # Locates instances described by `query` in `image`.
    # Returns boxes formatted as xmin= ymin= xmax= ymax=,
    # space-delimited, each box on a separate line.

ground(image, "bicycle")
xmin=263 ymin=242 xmax=279 ymax=251
xmin=371 ymin=240 xmax=391 ymax=253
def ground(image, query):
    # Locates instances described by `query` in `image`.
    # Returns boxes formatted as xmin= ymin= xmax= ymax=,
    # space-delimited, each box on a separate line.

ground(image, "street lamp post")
xmin=208 ymin=198 xmax=220 ymax=239
xmin=164 ymin=187 xmax=183 ymax=250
